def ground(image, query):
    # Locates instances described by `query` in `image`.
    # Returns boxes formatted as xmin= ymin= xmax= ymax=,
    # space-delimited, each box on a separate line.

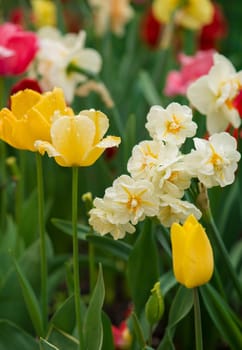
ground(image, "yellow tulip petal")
xmin=152 ymin=0 xmax=178 ymax=23
xmin=11 ymin=89 xmax=41 ymax=119
xmin=171 ymin=222 xmax=187 ymax=285
xmin=51 ymin=115 xmax=96 ymax=166
xmin=0 ymin=108 xmax=35 ymax=150
xmin=33 ymin=87 xmax=74 ymax=124
xmin=80 ymin=109 xmax=109 ymax=145
xmin=35 ymin=140 xmax=60 ymax=157
xmin=183 ymin=223 xmax=214 ymax=288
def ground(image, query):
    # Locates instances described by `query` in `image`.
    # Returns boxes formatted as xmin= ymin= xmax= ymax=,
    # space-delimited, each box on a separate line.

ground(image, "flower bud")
xmin=145 ymin=281 xmax=164 ymax=326
xmin=171 ymin=214 xmax=214 ymax=288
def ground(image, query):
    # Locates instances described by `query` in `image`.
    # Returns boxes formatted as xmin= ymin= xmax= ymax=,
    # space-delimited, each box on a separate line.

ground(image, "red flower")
xmin=233 ymin=89 xmax=242 ymax=118
xmin=199 ymin=2 xmax=228 ymax=50
xmin=112 ymin=321 xmax=132 ymax=350
xmin=164 ymin=50 xmax=215 ymax=96
xmin=140 ymin=7 xmax=162 ymax=48
xmin=0 ymin=23 xmax=39 ymax=76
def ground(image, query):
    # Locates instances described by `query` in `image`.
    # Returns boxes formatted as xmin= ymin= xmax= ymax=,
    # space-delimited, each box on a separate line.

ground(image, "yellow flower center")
xmin=208 ymin=145 xmax=223 ymax=172
xmin=165 ymin=115 xmax=182 ymax=134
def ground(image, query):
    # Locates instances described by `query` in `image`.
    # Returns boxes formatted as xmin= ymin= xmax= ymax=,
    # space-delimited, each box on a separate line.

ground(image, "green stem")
xmin=72 ymin=166 xmax=83 ymax=349
xmin=193 ymin=288 xmax=203 ymax=350
xmin=0 ymin=141 xmax=7 ymax=230
xmin=204 ymin=211 xmax=242 ymax=300
xmin=36 ymin=153 xmax=48 ymax=333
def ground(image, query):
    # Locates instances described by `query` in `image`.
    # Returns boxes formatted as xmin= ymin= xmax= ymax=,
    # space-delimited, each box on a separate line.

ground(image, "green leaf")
xmin=200 ymin=284 xmax=242 ymax=349
xmin=39 ymin=338 xmax=60 ymax=350
xmin=131 ymin=312 xmax=146 ymax=348
xmin=83 ymin=264 xmax=105 ymax=350
xmin=14 ymin=259 xmax=43 ymax=336
xmin=139 ymin=70 xmax=162 ymax=105
xmin=101 ymin=312 xmax=115 ymax=350
xmin=49 ymin=295 xmax=76 ymax=334
xmin=127 ymin=220 xmax=160 ymax=315
xmin=168 ymin=286 xmax=193 ymax=328
xmin=0 ymin=319 xmax=39 ymax=350
xmin=159 ymin=271 xmax=177 ymax=297
xmin=157 ymin=286 xmax=193 ymax=350
xmin=51 ymin=218 xmax=90 ymax=239
xmin=86 ymin=234 xmax=132 ymax=261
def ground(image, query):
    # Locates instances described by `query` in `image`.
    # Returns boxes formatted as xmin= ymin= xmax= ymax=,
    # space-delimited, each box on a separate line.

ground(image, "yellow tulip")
xmin=34 ymin=109 xmax=121 ymax=167
xmin=0 ymin=88 xmax=73 ymax=151
xmin=31 ymin=0 xmax=57 ymax=28
xmin=171 ymin=214 xmax=214 ymax=288
xmin=152 ymin=0 xmax=213 ymax=30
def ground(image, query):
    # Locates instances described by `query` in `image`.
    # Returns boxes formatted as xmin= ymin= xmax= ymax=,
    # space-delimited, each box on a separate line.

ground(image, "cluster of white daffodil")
xmin=89 ymin=101 xmax=241 ymax=239
xmin=29 ymin=26 xmax=102 ymax=103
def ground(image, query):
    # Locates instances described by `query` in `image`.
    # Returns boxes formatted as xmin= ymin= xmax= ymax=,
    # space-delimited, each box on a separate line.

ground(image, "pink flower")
xmin=164 ymin=50 xmax=215 ymax=96
xmin=0 ymin=23 xmax=38 ymax=76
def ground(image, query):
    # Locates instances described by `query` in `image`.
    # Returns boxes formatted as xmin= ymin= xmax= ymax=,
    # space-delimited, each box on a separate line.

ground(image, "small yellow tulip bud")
xmin=171 ymin=214 xmax=214 ymax=288
xmin=145 ymin=281 xmax=164 ymax=326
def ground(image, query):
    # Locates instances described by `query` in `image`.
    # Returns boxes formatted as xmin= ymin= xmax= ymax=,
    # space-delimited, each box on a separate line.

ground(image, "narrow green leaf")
xmin=159 ymin=271 xmax=177 ymax=297
xmin=0 ymin=319 xmax=39 ymax=350
xmin=200 ymin=284 xmax=242 ymax=349
xmin=14 ymin=259 xmax=43 ymax=336
xmin=131 ymin=312 xmax=146 ymax=348
xmin=127 ymin=220 xmax=160 ymax=315
xmin=51 ymin=218 xmax=90 ymax=239
xmin=86 ymin=234 xmax=132 ymax=261
xmin=157 ymin=285 xmax=193 ymax=350
xmin=49 ymin=295 xmax=75 ymax=333
xmin=39 ymin=338 xmax=60 ymax=350
xmin=101 ymin=312 xmax=115 ymax=350
xmin=168 ymin=285 xmax=193 ymax=328
xmin=83 ymin=264 xmax=105 ymax=350
xmin=139 ymin=70 xmax=162 ymax=105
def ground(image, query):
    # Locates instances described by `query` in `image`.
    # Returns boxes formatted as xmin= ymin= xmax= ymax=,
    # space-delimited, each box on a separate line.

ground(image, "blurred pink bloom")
xmin=233 ymin=90 xmax=242 ymax=118
xmin=164 ymin=50 xmax=215 ymax=96
xmin=0 ymin=23 xmax=38 ymax=76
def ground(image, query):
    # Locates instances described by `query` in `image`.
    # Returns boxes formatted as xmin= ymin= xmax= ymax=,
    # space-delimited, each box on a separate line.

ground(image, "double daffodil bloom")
xmin=0 ymin=87 xmax=73 ymax=151
xmin=171 ymin=214 xmax=214 ymax=288
xmin=34 ymin=109 xmax=121 ymax=167
xmin=152 ymin=0 xmax=213 ymax=30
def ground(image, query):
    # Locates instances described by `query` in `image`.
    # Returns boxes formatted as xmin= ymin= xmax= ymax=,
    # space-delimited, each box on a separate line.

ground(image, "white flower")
xmin=29 ymin=27 xmax=102 ymax=103
xmin=104 ymin=174 xmax=159 ymax=225
xmin=145 ymin=102 xmax=197 ymax=145
xmin=89 ymin=198 xmax=135 ymax=240
xmin=187 ymin=53 xmax=242 ymax=134
xmin=157 ymin=195 xmax=202 ymax=227
xmin=184 ymin=132 xmax=241 ymax=188
xmin=127 ymin=140 xmax=166 ymax=181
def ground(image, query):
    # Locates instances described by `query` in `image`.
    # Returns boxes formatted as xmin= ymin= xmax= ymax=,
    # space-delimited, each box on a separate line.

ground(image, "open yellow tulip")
xmin=171 ymin=214 xmax=214 ymax=288
xmin=0 ymin=87 xmax=73 ymax=151
xmin=34 ymin=109 xmax=121 ymax=167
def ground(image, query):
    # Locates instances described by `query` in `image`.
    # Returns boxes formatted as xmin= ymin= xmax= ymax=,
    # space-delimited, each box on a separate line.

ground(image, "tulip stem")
xmin=36 ymin=153 xmax=48 ymax=334
xmin=72 ymin=166 xmax=83 ymax=349
xmin=193 ymin=288 xmax=203 ymax=350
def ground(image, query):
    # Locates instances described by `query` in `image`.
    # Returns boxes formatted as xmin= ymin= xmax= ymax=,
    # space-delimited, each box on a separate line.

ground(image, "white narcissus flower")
xmin=104 ymin=175 xmax=159 ymax=225
xmin=157 ymin=195 xmax=202 ymax=228
xmin=145 ymin=102 xmax=197 ymax=146
xmin=184 ymin=132 xmax=241 ymax=188
xmin=29 ymin=27 xmax=102 ymax=103
xmin=187 ymin=53 xmax=242 ymax=134
xmin=89 ymin=198 xmax=135 ymax=240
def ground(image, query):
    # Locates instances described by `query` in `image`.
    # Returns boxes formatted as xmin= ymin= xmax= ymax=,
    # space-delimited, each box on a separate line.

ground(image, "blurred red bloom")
xmin=164 ymin=50 xmax=215 ymax=96
xmin=0 ymin=23 xmax=38 ymax=76
xmin=233 ymin=90 xmax=242 ymax=118
xmin=140 ymin=7 xmax=162 ymax=48
xmin=112 ymin=321 xmax=132 ymax=349
xmin=199 ymin=2 xmax=228 ymax=50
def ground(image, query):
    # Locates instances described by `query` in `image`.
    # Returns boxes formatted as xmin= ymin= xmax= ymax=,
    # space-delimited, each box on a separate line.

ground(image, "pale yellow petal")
xmin=51 ymin=115 xmax=96 ymax=166
xmin=80 ymin=109 xmax=109 ymax=144
xmin=35 ymin=140 xmax=60 ymax=157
